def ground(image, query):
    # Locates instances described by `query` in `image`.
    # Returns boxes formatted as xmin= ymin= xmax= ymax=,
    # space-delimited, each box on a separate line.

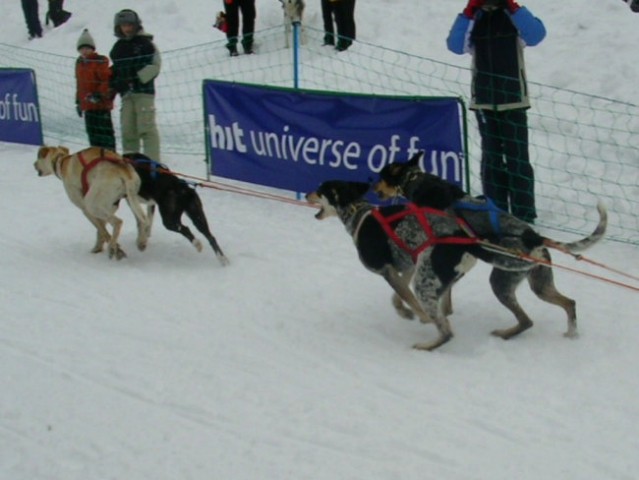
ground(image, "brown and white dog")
xmin=34 ymin=146 xmax=149 ymax=260
xmin=280 ymin=0 xmax=306 ymax=48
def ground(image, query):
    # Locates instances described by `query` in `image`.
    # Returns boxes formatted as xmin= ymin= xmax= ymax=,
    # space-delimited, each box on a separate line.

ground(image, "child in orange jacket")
xmin=75 ymin=29 xmax=116 ymax=151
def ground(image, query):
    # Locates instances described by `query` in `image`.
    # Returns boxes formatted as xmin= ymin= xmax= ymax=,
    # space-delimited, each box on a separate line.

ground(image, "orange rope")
xmin=152 ymin=164 xmax=638 ymax=293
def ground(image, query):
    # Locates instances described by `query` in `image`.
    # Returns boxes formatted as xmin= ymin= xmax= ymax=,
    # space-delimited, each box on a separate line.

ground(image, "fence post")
xmin=292 ymin=21 xmax=301 ymax=89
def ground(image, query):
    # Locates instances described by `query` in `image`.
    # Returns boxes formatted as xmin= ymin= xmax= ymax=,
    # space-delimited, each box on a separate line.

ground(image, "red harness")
xmin=78 ymin=150 xmax=122 ymax=196
xmin=370 ymin=203 xmax=479 ymax=262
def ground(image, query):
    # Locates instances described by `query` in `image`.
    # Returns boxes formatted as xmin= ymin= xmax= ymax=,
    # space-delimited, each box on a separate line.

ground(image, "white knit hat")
xmin=77 ymin=29 xmax=96 ymax=50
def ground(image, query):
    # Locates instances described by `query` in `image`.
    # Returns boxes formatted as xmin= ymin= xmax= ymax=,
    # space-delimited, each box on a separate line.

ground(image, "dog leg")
xmin=527 ymin=263 xmax=578 ymax=338
xmin=392 ymin=293 xmax=414 ymax=320
xmin=185 ymin=197 xmax=230 ymax=266
xmin=105 ymin=215 xmax=126 ymax=260
xmin=284 ymin=21 xmax=291 ymax=48
xmin=410 ymin=258 xmax=454 ymax=351
xmin=80 ymin=209 xmax=110 ymax=253
xmin=145 ymin=203 xmax=155 ymax=238
xmin=382 ymin=267 xmax=433 ymax=324
xmin=489 ymin=269 xmax=533 ymax=339
xmin=391 ymin=267 xmax=415 ymax=320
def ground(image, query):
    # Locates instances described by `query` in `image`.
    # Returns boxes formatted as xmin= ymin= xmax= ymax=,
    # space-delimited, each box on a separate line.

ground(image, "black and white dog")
xmin=373 ymin=152 xmax=608 ymax=342
xmin=124 ymin=153 xmax=229 ymax=266
xmin=308 ymin=179 xmax=607 ymax=351
xmin=279 ymin=0 xmax=306 ymax=48
xmin=307 ymin=180 xmax=474 ymax=350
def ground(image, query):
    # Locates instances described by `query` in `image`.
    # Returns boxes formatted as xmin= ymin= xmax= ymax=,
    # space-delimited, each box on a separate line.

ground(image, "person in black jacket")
xmin=21 ymin=0 xmax=43 ymax=40
xmin=110 ymin=9 xmax=162 ymax=160
xmin=223 ymin=0 xmax=256 ymax=56
xmin=447 ymin=0 xmax=545 ymax=223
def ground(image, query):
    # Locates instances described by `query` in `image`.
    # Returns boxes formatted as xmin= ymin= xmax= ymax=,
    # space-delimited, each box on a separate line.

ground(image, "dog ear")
xmin=37 ymin=145 xmax=51 ymax=159
xmin=59 ymin=146 xmax=70 ymax=156
xmin=407 ymin=150 xmax=425 ymax=167
xmin=350 ymin=181 xmax=370 ymax=199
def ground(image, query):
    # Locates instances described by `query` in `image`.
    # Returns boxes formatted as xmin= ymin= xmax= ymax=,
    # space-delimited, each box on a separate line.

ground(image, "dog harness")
xmin=371 ymin=203 xmax=479 ymax=262
xmin=125 ymin=155 xmax=169 ymax=180
xmin=453 ymin=196 xmax=503 ymax=237
xmin=77 ymin=149 xmax=124 ymax=196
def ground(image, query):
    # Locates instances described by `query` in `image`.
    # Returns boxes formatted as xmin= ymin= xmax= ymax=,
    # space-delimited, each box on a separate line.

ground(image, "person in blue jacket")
xmin=447 ymin=0 xmax=545 ymax=223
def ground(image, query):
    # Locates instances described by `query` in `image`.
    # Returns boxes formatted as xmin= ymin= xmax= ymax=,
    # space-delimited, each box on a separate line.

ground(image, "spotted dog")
xmin=307 ymin=180 xmax=492 ymax=351
xmin=373 ymin=151 xmax=608 ymax=341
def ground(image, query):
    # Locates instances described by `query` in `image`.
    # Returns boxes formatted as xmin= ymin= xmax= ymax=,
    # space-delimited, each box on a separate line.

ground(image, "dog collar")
xmin=351 ymin=209 xmax=372 ymax=243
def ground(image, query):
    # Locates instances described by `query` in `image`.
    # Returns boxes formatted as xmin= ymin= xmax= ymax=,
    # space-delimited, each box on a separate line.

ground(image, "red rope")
xmin=159 ymin=166 xmax=638 ymax=293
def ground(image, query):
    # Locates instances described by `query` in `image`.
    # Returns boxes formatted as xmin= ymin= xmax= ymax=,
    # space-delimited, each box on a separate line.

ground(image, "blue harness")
xmin=453 ymin=196 xmax=503 ymax=237
xmin=130 ymin=157 xmax=168 ymax=180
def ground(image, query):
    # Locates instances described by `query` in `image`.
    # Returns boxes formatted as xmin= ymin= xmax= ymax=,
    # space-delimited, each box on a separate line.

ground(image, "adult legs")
xmin=334 ymin=0 xmax=356 ymax=51
xmin=223 ymin=0 xmax=240 ymax=54
xmin=476 ymin=109 xmax=509 ymax=211
xmin=121 ymin=94 xmax=160 ymax=160
xmin=501 ymin=109 xmax=536 ymax=222
xmin=321 ymin=0 xmax=336 ymax=45
xmin=239 ymin=0 xmax=256 ymax=53
xmin=21 ymin=0 xmax=43 ymax=38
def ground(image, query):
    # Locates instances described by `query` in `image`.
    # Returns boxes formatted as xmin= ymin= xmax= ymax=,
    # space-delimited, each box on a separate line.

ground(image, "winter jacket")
xmin=75 ymin=52 xmax=114 ymax=111
xmin=447 ymin=7 xmax=546 ymax=111
xmin=109 ymin=31 xmax=161 ymax=96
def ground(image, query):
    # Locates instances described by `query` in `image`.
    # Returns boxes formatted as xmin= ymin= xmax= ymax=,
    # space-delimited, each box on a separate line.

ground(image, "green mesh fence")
xmin=1 ymin=25 xmax=637 ymax=244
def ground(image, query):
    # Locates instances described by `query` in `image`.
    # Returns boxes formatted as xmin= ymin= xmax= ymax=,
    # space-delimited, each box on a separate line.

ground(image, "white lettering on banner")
xmin=208 ymin=116 xmax=461 ymax=180
xmin=208 ymin=115 xmax=247 ymax=152
xmin=0 ymin=93 xmax=39 ymax=122
xmin=249 ymin=127 xmax=359 ymax=170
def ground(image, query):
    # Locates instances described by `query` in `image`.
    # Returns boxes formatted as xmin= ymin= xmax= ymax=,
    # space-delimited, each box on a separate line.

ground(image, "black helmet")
xmin=113 ymin=9 xmax=142 ymax=37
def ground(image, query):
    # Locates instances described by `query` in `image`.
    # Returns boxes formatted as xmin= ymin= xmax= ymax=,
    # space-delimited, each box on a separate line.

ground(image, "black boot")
xmin=46 ymin=0 xmax=72 ymax=27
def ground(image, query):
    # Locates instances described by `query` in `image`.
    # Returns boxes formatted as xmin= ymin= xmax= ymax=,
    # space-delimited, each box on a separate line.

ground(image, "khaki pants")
xmin=120 ymin=93 xmax=161 ymax=161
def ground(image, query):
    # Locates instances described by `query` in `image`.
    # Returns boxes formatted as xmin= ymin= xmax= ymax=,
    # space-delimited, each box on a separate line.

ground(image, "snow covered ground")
xmin=1 ymin=1 xmax=638 ymax=479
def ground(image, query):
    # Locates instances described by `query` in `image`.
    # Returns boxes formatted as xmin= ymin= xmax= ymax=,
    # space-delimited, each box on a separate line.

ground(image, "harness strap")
xmin=371 ymin=203 xmax=478 ymax=262
xmin=78 ymin=149 xmax=123 ymax=196
xmin=453 ymin=196 xmax=503 ymax=236
xmin=128 ymin=157 xmax=169 ymax=180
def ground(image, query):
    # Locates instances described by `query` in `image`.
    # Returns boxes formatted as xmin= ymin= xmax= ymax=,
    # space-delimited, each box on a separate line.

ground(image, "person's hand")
xmin=463 ymin=0 xmax=485 ymax=18
xmin=505 ymin=0 xmax=521 ymax=13
xmin=76 ymin=105 xmax=83 ymax=117
xmin=87 ymin=93 xmax=102 ymax=104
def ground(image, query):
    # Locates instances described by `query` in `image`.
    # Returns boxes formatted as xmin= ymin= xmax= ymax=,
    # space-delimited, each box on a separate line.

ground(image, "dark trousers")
xmin=85 ymin=110 xmax=116 ymax=151
xmin=333 ymin=0 xmax=356 ymax=44
xmin=223 ymin=0 xmax=256 ymax=49
xmin=321 ymin=0 xmax=336 ymax=44
xmin=21 ymin=0 xmax=42 ymax=37
xmin=475 ymin=108 xmax=536 ymax=222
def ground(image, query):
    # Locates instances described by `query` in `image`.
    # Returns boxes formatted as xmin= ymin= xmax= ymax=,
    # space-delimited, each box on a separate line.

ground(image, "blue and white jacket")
xmin=446 ymin=7 xmax=546 ymax=111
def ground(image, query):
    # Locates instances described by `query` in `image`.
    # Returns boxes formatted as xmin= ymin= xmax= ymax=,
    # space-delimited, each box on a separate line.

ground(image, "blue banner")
xmin=203 ymin=81 xmax=466 ymax=193
xmin=0 ymin=69 xmax=43 ymax=146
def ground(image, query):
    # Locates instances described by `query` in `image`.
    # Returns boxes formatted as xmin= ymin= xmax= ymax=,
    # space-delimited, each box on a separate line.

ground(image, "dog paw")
xmin=193 ymin=239 xmax=203 ymax=252
xmin=109 ymin=245 xmax=127 ymax=260
xmin=396 ymin=308 xmax=415 ymax=320
xmin=413 ymin=335 xmax=452 ymax=351
xmin=564 ymin=330 xmax=579 ymax=339
xmin=137 ymin=240 xmax=148 ymax=252
xmin=217 ymin=254 xmax=230 ymax=266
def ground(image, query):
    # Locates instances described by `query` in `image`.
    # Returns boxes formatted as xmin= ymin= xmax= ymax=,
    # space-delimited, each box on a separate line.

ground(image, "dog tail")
xmin=123 ymin=168 xmax=149 ymax=231
xmin=544 ymin=202 xmax=607 ymax=254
